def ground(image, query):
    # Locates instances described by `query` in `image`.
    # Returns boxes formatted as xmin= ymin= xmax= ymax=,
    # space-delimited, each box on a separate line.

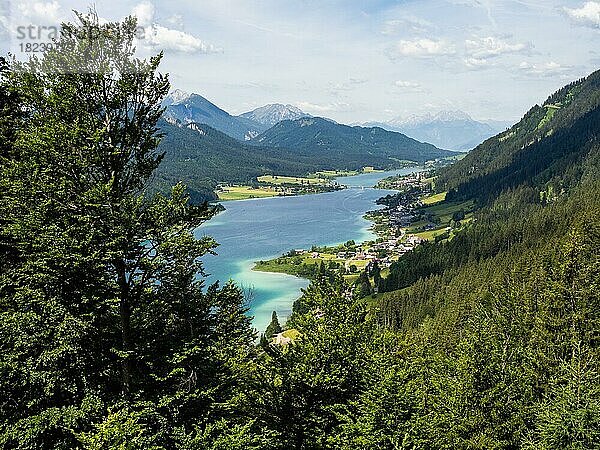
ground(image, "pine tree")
xmin=0 ymin=11 xmax=256 ymax=447
xmin=265 ymin=311 xmax=283 ymax=340
xmin=356 ymin=270 xmax=373 ymax=298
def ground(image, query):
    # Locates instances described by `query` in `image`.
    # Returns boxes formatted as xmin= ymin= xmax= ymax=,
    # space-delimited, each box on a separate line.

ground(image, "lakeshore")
xmin=196 ymin=168 xmax=421 ymax=332
xmin=253 ymin=168 xmax=476 ymax=289
xmin=213 ymin=166 xmax=416 ymax=201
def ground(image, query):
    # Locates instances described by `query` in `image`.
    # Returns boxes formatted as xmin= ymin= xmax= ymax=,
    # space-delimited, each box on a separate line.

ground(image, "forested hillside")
xmin=154 ymin=117 xmax=453 ymax=203
xmin=1 ymin=12 xmax=599 ymax=449
xmin=153 ymin=120 xmax=324 ymax=202
xmin=252 ymin=117 xmax=455 ymax=165
xmin=437 ymin=71 xmax=600 ymax=203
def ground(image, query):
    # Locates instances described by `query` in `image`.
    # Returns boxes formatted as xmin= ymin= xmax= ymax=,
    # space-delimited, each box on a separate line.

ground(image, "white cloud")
xmin=295 ymin=101 xmax=350 ymax=113
xmin=165 ymin=14 xmax=185 ymax=30
xmin=131 ymin=2 xmax=155 ymax=27
xmin=388 ymin=38 xmax=455 ymax=58
xmin=563 ymin=1 xmax=600 ymax=28
xmin=465 ymin=36 xmax=532 ymax=59
xmin=131 ymin=2 xmax=221 ymax=54
xmin=518 ymin=61 xmax=572 ymax=77
xmin=146 ymin=25 xmax=222 ymax=53
xmin=395 ymin=80 xmax=421 ymax=88
xmin=17 ymin=1 xmax=63 ymax=24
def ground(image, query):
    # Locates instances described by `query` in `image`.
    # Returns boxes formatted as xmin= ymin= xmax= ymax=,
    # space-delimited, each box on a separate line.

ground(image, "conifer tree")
xmin=0 ymin=11 xmax=256 ymax=447
xmin=265 ymin=311 xmax=283 ymax=340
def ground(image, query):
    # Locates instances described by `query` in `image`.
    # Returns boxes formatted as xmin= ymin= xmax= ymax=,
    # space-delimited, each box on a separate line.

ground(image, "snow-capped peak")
xmin=163 ymin=89 xmax=191 ymax=106
xmin=240 ymin=103 xmax=310 ymax=126
xmin=432 ymin=110 xmax=473 ymax=122
xmin=390 ymin=110 xmax=474 ymax=127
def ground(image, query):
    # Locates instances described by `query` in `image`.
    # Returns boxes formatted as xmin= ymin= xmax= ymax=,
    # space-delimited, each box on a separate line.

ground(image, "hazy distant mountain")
xmin=437 ymin=69 xmax=600 ymax=203
xmin=240 ymin=104 xmax=310 ymax=127
xmin=363 ymin=111 xmax=512 ymax=151
xmin=162 ymin=89 xmax=267 ymax=141
xmin=252 ymin=117 xmax=455 ymax=167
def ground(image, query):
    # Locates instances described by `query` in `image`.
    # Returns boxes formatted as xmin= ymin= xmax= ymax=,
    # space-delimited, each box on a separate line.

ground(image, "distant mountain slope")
xmin=240 ymin=104 xmax=309 ymax=127
xmin=437 ymin=70 xmax=600 ymax=204
xmin=162 ymin=90 xmax=267 ymax=141
xmin=379 ymin=69 xmax=600 ymax=300
xmin=364 ymin=111 xmax=510 ymax=151
xmin=252 ymin=117 xmax=455 ymax=168
xmin=152 ymin=120 xmax=333 ymax=202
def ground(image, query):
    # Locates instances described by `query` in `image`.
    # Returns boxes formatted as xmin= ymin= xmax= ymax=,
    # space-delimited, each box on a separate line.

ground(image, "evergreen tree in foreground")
xmin=0 ymin=11 xmax=256 ymax=448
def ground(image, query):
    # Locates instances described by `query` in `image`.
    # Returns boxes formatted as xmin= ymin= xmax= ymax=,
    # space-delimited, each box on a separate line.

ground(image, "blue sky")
xmin=2 ymin=0 xmax=599 ymax=123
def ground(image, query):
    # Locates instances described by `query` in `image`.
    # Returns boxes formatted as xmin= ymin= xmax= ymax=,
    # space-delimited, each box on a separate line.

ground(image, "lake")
xmin=195 ymin=167 xmax=419 ymax=333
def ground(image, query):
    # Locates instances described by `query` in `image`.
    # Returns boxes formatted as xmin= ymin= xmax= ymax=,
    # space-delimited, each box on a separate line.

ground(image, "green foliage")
xmin=355 ymin=271 xmax=373 ymax=298
xmin=0 ymin=11 xmax=257 ymax=449
xmin=1 ymin=12 xmax=600 ymax=449
xmin=76 ymin=404 xmax=164 ymax=450
xmin=265 ymin=311 xmax=283 ymax=340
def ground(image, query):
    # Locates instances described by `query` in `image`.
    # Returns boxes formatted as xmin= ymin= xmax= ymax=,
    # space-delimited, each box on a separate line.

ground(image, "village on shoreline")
xmin=253 ymin=168 xmax=475 ymax=284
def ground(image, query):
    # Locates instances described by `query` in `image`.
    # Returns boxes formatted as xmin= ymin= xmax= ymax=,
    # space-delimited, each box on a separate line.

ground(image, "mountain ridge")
xmin=162 ymin=91 xmax=267 ymax=141
xmin=251 ymin=116 xmax=456 ymax=166
xmin=362 ymin=110 xmax=511 ymax=151
xmin=240 ymin=103 xmax=310 ymax=127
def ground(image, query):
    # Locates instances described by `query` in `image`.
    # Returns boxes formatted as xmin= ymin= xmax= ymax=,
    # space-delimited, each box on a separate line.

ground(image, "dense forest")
xmin=1 ymin=12 xmax=599 ymax=449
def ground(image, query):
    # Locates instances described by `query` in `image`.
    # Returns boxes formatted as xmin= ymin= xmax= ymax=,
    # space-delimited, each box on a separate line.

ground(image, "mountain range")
xmin=363 ymin=111 xmax=512 ymax=151
xmin=163 ymin=91 xmax=312 ymax=141
xmin=154 ymin=116 xmax=454 ymax=203
xmin=157 ymin=90 xmax=463 ymax=202
xmin=163 ymin=90 xmax=511 ymax=153
xmin=251 ymin=117 xmax=452 ymax=167
xmin=162 ymin=90 xmax=267 ymax=141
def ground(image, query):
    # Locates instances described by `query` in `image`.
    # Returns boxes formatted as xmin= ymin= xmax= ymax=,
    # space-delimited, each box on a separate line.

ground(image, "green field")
xmin=537 ymin=104 xmax=560 ymax=130
xmin=258 ymin=175 xmax=329 ymax=185
xmin=217 ymin=186 xmax=279 ymax=201
xmin=410 ymin=228 xmax=448 ymax=241
xmin=313 ymin=170 xmax=358 ymax=178
xmin=420 ymin=199 xmax=474 ymax=224
xmin=254 ymin=249 xmax=370 ymax=278
xmin=422 ymin=191 xmax=447 ymax=205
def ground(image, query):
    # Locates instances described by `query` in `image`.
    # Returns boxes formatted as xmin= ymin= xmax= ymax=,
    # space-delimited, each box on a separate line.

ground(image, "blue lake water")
xmin=195 ymin=167 xmax=419 ymax=333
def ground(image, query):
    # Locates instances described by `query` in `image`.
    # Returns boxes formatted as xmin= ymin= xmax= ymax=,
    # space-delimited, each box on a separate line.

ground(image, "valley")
xmin=3 ymin=6 xmax=600 ymax=448
xmin=252 ymin=168 xmax=474 ymax=289
xmin=154 ymin=92 xmax=457 ymax=203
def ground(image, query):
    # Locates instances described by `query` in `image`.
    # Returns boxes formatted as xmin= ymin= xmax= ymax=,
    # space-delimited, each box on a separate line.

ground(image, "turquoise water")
xmin=195 ymin=168 xmax=420 ymax=333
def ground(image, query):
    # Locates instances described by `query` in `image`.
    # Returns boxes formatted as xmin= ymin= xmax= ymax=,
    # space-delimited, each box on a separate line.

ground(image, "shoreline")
xmin=214 ymin=164 xmax=420 ymax=202
xmin=251 ymin=169 xmax=441 ymax=281
xmin=200 ymin=166 xmax=436 ymax=333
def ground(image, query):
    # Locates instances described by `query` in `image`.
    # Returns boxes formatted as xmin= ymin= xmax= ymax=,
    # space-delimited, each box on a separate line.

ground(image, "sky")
xmin=1 ymin=0 xmax=599 ymax=123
